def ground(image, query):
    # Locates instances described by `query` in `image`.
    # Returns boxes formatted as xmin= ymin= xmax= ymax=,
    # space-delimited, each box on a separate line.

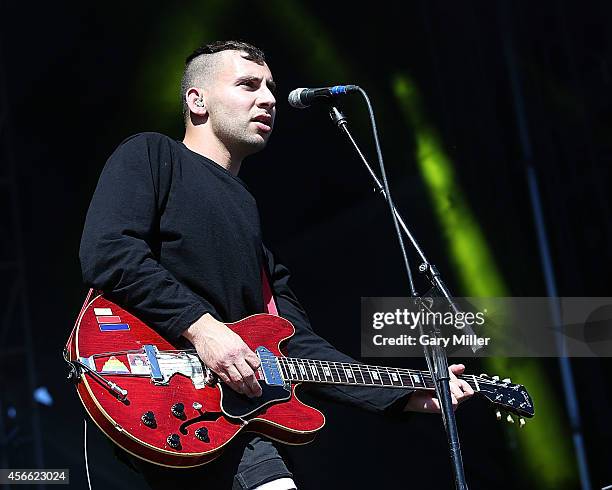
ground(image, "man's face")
xmin=205 ymin=50 xmax=276 ymax=157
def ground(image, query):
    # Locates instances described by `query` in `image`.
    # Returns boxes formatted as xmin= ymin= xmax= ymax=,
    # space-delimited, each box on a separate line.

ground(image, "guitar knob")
xmin=192 ymin=402 xmax=203 ymax=411
xmin=502 ymin=378 xmax=511 ymax=383
xmin=141 ymin=411 xmax=156 ymax=428
xmin=495 ymin=410 xmax=502 ymax=421
xmin=167 ymin=433 xmax=181 ymax=449
xmin=492 ymin=376 xmax=500 ymax=382
xmin=171 ymin=403 xmax=185 ymax=418
xmin=506 ymin=414 xmax=515 ymax=424
xmin=195 ymin=427 xmax=209 ymax=442
xmin=519 ymin=417 xmax=526 ymax=428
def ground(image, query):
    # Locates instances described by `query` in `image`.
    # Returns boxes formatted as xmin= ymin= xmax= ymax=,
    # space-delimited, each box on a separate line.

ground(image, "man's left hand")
xmin=403 ymin=363 xmax=474 ymax=413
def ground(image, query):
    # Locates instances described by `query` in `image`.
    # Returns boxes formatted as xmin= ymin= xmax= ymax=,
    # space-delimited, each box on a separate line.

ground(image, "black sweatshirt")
xmin=80 ymin=132 xmax=411 ymax=414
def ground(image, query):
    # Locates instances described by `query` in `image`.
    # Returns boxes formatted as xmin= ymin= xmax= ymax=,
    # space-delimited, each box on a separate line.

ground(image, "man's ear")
xmin=186 ymin=88 xmax=207 ymax=116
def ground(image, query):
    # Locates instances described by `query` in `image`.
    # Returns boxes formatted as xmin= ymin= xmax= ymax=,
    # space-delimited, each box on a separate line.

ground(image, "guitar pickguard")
xmin=220 ymin=382 xmax=292 ymax=419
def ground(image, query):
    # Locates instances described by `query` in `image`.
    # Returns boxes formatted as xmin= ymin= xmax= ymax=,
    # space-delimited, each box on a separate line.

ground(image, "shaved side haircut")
xmin=180 ymin=40 xmax=267 ymax=124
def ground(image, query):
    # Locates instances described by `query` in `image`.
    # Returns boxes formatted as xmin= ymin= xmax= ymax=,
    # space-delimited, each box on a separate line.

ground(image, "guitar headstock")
xmin=475 ymin=374 xmax=535 ymax=425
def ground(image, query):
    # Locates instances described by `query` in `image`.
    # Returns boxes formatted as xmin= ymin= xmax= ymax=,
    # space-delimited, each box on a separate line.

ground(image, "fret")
xmin=399 ymin=372 xmax=415 ymax=388
xmin=311 ymin=360 xmax=321 ymax=381
xmin=386 ymin=367 xmax=404 ymax=387
xmin=277 ymin=358 xmax=448 ymax=391
xmin=316 ymin=360 xmax=325 ymax=381
xmin=308 ymin=359 xmax=320 ymax=381
xmin=297 ymin=359 xmax=309 ymax=381
xmin=319 ymin=361 xmax=331 ymax=382
xmin=344 ymin=362 xmax=354 ymax=383
xmin=342 ymin=363 xmax=357 ymax=384
xmin=321 ymin=361 xmax=333 ymax=381
xmin=408 ymin=370 xmax=425 ymax=388
xmin=377 ymin=366 xmax=393 ymax=386
xmin=286 ymin=359 xmax=300 ymax=382
xmin=368 ymin=366 xmax=383 ymax=385
xmin=360 ymin=365 xmax=372 ymax=384
xmin=288 ymin=360 xmax=297 ymax=378
xmin=328 ymin=361 xmax=341 ymax=383
xmin=333 ymin=361 xmax=348 ymax=384
xmin=353 ymin=364 xmax=366 ymax=385
xmin=367 ymin=366 xmax=379 ymax=384
xmin=279 ymin=359 xmax=290 ymax=380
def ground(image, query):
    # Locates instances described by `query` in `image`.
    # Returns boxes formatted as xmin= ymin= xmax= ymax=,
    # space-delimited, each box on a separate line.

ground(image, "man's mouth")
xmin=252 ymin=114 xmax=273 ymax=132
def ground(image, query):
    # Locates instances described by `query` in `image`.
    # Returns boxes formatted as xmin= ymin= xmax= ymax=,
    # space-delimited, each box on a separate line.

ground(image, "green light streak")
xmin=134 ymin=0 xmax=228 ymax=132
xmin=394 ymin=73 xmax=577 ymax=488
xmin=261 ymin=0 xmax=351 ymax=81
xmin=132 ymin=3 xmax=577 ymax=485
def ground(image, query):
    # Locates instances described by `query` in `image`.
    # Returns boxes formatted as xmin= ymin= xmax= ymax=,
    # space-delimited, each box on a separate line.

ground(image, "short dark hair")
xmin=180 ymin=40 xmax=267 ymax=123
xmin=185 ymin=40 xmax=266 ymax=65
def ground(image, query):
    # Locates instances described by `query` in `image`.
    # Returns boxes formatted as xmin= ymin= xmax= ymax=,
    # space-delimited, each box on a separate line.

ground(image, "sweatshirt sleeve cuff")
xmin=165 ymin=302 xmax=211 ymax=341
xmin=382 ymin=389 xmax=415 ymax=418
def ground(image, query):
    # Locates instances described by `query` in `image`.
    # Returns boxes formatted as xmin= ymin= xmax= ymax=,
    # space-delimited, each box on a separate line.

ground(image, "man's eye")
xmin=241 ymin=80 xmax=256 ymax=88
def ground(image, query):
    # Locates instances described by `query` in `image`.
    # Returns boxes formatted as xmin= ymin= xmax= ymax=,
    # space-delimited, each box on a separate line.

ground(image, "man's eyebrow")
xmin=236 ymin=75 xmax=258 ymax=84
xmin=235 ymin=75 xmax=276 ymax=92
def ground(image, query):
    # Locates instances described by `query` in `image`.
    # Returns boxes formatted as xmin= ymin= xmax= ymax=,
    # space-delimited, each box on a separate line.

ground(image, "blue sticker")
xmin=99 ymin=323 xmax=130 ymax=331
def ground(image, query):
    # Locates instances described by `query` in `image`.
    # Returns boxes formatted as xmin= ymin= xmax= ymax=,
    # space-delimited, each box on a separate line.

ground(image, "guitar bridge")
xmin=144 ymin=345 xmax=208 ymax=389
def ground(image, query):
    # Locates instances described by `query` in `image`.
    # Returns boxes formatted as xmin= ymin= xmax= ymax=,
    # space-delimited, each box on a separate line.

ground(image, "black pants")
xmin=116 ymin=433 xmax=294 ymax=489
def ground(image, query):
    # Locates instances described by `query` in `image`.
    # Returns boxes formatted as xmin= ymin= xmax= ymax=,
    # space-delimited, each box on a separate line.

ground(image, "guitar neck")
xmin=276 ymin=357 xmax=482 ymax=392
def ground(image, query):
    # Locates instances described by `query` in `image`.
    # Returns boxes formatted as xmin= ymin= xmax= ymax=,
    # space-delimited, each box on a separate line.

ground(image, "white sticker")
xmin=94 ymin=308 xmax=113 ymax=316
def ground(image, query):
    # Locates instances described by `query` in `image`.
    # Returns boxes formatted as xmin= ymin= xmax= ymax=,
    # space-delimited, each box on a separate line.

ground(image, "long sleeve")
xmin=263 ymin=246 xmax=413 ymax=415
xmin=79 ymin=133 xmax=213 ymax=340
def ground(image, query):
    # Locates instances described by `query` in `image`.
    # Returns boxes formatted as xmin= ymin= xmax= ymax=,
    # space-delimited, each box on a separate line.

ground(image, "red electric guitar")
xmin=64 ymin=291 xmax=535 ymax=468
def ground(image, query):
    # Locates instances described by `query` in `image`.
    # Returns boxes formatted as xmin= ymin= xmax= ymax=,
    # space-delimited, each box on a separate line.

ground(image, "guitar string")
xmin=162 ymin=349 xmax=501 ymax=384
xmin=152 ymin=349 xmax=509 ymax=386
xmin=275 ymin=358 xmax=504 ymax=387
xmin=94 ymin=355 xmax=505 ymax=389
xmin=155 ymin=349 xmax=503 ymax=385
xmin=88 ymin=348 xmax=513 ymax=390
xmin=93 ymin=360 xmax=529 ymax=410
xmin=135 ymin=357 xmax=483 ymax=386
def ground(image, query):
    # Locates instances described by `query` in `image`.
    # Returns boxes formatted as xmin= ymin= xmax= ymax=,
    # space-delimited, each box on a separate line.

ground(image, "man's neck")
xmin=182 ymin=132 xmax=242 ymax=176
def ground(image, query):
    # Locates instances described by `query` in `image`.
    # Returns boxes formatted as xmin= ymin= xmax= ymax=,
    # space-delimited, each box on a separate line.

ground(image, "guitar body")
xmin=66 ymin=293 xmax=325 ymax=468
xmin=66 ymin=293 xmax=535 ymax=469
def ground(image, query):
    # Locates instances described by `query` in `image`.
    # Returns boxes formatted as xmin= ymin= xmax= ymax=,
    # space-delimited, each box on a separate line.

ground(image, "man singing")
xmin=79 ymin=40 xmax=473 ymax=490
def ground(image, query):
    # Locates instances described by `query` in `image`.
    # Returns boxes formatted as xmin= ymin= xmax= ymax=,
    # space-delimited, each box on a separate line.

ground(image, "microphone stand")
xmin=328 ymin=104 xmax=476 ymax=490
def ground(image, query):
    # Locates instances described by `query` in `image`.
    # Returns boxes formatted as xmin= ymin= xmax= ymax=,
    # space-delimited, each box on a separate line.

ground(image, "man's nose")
xmin=257 ymin=87 xmax=276 ymax=109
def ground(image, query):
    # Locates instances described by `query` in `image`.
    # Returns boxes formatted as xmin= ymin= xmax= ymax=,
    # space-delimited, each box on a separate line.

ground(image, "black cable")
xmin=356 ymin=87 xmax=417 ymax=298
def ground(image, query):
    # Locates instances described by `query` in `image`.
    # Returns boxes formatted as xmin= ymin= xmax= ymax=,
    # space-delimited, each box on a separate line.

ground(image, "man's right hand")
xmin=182 ymin=313 xmax=262 ymax=398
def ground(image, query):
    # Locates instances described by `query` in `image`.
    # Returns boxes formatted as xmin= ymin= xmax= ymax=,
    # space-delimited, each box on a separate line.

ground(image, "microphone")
xmin=288 ymin=84 xmax=359 ymax=108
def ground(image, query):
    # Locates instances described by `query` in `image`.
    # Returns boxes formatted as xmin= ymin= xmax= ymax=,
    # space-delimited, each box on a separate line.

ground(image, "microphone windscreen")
xmin=288 ymin=88 xmax=308 ymax=109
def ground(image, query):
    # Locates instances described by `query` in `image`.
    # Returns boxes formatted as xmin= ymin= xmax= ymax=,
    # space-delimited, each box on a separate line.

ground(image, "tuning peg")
xmin=519 ymin=417 xmax=526 ymax=428
xmin=502 ymin=378 xmax=511 ymax=383
xmin=506 ymin=414 xmax=515 ymax=424
xmin=495 ymin=409 xmax=502 ymax=421
xmin=492 ymin=376 xmax=500 ymax=382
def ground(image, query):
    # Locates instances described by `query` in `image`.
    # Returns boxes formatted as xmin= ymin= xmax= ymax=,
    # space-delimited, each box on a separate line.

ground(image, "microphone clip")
xmin=329 ymin=106 xmax=347 ymax=128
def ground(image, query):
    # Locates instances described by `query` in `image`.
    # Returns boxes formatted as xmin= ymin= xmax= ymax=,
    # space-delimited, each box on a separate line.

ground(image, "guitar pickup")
xmin=143 ymin=345 xmax=163 ymax=382
xmin=256 ymin=347 xmax=284 ymax=386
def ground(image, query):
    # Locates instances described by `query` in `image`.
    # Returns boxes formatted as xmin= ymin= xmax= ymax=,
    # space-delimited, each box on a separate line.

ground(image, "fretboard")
xmin=275 ymin=357 xmax=481 ymax=392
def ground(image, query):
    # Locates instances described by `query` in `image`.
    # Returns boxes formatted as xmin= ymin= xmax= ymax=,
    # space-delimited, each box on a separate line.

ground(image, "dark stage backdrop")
xmin=1 ymin=1 xmax=611 ymax=489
